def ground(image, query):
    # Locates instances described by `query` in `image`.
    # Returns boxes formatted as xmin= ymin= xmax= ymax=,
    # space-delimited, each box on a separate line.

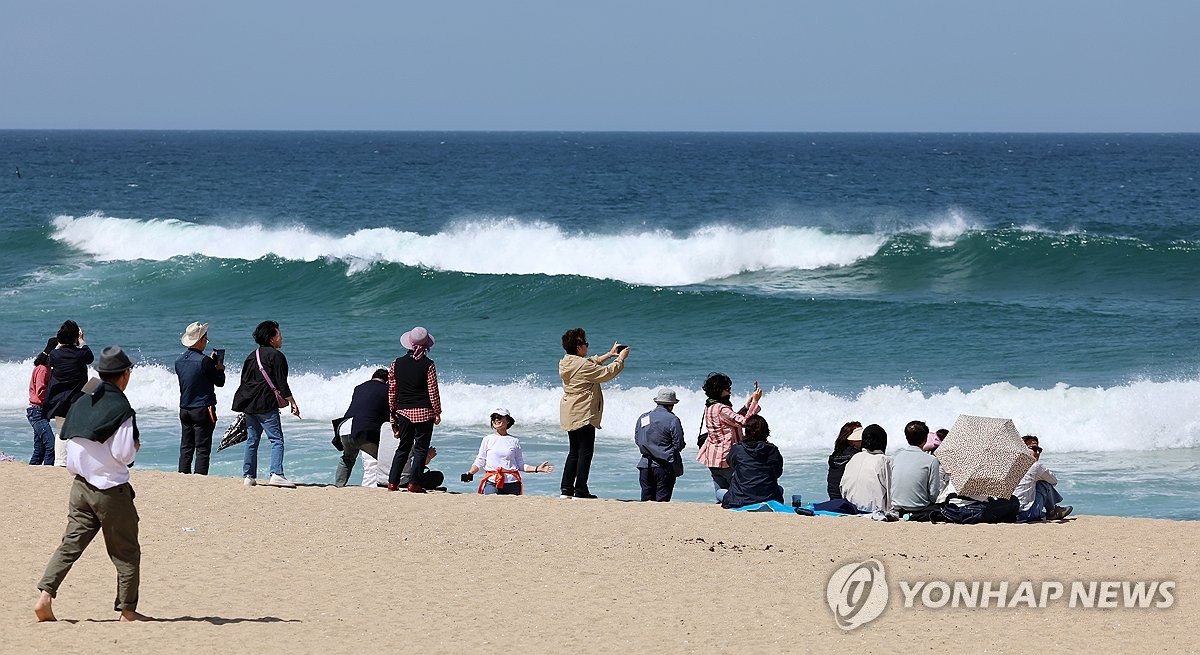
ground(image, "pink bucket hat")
xmin=400 ymin=326 xmax=435 ymax=350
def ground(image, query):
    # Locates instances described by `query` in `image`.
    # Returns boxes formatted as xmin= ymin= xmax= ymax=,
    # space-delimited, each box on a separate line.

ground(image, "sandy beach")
xmin=2 ymin=462 xmax=1195 ymax=653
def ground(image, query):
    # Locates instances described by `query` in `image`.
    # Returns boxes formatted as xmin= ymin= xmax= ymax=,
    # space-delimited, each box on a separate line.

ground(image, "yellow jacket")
xmin=559 ymin=354 xmax=625 ymax=431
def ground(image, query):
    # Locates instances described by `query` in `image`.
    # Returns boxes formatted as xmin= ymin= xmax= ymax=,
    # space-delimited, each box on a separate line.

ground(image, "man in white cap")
xmin=634 ymin=389 xmax=686 ymax=502
xmin=35 ymin=346 xmax=149 ymax=622
xmin=174 ymin=321 xmax=225 ymax=475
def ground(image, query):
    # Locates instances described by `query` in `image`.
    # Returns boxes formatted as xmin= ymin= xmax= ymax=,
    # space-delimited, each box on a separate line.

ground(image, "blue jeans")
xmin=709 ymin=467 xmax=733 ymax=504
xmin=1018 ymin=480 xmax=1063 ymax=522
xmin=482 ymin=480 xmax=522 ymax=495
xmin=242 ymin=411 xmax=285 ymax=478
xmin=27 ymin=405 xmax=56 ymax=465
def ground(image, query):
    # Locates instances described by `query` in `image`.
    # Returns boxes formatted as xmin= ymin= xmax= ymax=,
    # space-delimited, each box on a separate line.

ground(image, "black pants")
xmin=639 ymin=466 xmax=677 ymax=502
xmin=389 ymin=415 xmax=434 ymax=487
xmin=178 ymin=406 xmax=216 ymax=475
xmin=560 ymin=424 xmax=596 ymax=496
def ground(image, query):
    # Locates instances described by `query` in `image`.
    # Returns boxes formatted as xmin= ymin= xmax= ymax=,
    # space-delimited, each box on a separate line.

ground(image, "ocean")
xmin=1 ymin=131 xmax=1198 ymax=518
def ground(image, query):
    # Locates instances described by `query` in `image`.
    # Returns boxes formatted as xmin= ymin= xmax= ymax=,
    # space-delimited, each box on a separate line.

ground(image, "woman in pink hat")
xmin=387 ymin=326 xmax=442 ymax=492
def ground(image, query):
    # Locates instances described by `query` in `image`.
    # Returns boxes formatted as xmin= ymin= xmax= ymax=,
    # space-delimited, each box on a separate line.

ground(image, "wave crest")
xmin=2 ymin=360 xmax=1194 ymax=452
xmin=50 ymin=213 xmax=885 ymax=286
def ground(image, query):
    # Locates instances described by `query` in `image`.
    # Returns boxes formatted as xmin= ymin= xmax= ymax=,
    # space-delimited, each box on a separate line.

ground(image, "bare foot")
xmin=34 ymin=591 xmax=56 ymax=622
xmin=119 ymin=609 xmax=151 ymax=622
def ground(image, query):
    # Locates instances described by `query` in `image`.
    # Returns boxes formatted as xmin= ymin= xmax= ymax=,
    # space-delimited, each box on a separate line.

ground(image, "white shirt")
xmin=65 ymin=417 xmax=137 ymax=489
xmin=1013 ymin=460 xmax=1058 ymax=511
xmin=472 ymin=433 xmax=525 ymax=483
xmin=840 ymin=450 xmax=892 ymax=512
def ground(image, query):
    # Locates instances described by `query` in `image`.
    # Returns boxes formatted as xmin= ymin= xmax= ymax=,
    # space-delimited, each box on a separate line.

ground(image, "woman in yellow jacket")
xmin=558 ymin=327 xmax=629 ymax=499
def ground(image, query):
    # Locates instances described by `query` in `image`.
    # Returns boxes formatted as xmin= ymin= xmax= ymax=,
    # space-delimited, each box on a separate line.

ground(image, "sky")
xmin=2 ymin=0 xmax=1198 ymax=132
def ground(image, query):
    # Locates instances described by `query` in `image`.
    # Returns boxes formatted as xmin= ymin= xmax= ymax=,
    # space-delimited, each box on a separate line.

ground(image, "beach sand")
xmin=2 ymin=462 xmax=1195 ymax=653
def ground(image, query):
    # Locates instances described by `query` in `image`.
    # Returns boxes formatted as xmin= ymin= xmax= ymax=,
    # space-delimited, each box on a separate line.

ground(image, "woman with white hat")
xmin=462 ymin=409 xmax=554 ymax=495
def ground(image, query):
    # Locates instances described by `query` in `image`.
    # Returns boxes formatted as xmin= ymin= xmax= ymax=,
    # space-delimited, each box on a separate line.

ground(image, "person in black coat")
xmin=826 ymin=421 xmax=863 ymax=500
xmin=334 ymin=368 xmax=389 ymax=487
xmin=721 ymin=414 xmax=785 ymax=509
xmin=44 ymin=320 xmax=94 ymax=467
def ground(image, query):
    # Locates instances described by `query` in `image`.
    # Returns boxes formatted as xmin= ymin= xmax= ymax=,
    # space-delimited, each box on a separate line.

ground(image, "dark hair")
xmin=490 ymin=413 xmax=516 ymax=429
xmin=743 ymin=414 xmax=770 ymax=442
xmin=1022 ymin=435 xmax=1039 ymax=446
xmin=904 ymin=420 xmax=929 ymax=447
xmin=253 ymin=320 xmax=280 ymax=347
xmin=34 ymin=337 xmax=57 ymax=367
xmin=832 ymin=420 xmax=863 ymax=452
xmin=561 ymin=328 xmax=587 ymax=354
xmin=371 ymin=368 xmax=388 ymax=381
xmin=56 ymin=320 xmax=80 ymax=346
xmin=702 ymin=372 xmax=732 ymax=400
xmin=862 ymin=424 xmax=887 ymax=452
xmin=936 ymin=429 xmax=948 ymax=438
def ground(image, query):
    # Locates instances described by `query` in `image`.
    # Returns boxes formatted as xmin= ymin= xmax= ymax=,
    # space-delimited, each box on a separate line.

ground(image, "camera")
xmin=461 ymin=473 xmax=474 ymax=483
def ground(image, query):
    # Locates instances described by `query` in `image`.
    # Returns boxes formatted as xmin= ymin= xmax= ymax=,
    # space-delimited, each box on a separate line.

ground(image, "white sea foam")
xmin=915 ymin=207 xmax=978 ymax=248
xmin=4 ymin=361 xmax=1195 ymax=452
xmin=50 ymin=213 xmax=886 ymax=286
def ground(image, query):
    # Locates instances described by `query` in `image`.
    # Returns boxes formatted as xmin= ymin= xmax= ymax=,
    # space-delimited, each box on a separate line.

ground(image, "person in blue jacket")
xmin=634 ymin=388 xmax=686 ymax=501
xmin=720 ymin=414 xmax=784 ymax=509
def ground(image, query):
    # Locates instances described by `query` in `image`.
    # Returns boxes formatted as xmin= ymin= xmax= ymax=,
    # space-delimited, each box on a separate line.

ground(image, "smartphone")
xmin=617 ymin=344 xmax=629 ymax=353
xmin=212 ymin=348 xmax=225 ymax=365
xmin=461 ymin=473 xmax=474 ymax=483
xmin=754 ymin=380 xmax=759 ymax=390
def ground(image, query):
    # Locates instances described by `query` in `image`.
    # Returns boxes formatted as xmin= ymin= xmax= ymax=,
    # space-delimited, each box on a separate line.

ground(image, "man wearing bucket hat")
xmin=174 ymin=321 xmax=225 ymax=475
xmin=387 ymin=326 xmax=442 ymax=493
xmin=35 ymin=346 xmax=149 ymax=622
xmin=634 ymin=389 xmax=686 ymax=502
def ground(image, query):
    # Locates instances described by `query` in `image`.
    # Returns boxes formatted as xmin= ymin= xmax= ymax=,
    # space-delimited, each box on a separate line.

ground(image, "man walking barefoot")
xmin=34 ymin=346 xmax=149 ymax=622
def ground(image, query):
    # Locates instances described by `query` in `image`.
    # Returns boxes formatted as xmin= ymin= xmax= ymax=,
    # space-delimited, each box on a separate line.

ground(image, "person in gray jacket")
xmin=634 ymin=389 xmax=685 ymax=502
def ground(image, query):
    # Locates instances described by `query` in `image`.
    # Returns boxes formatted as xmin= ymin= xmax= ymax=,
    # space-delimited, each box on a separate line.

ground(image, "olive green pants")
xmin=38 ymin=476 xmax=140 ymax=611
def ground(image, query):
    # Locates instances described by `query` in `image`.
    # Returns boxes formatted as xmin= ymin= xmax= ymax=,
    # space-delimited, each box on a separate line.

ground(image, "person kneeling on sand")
xmin=720 ymin=415 xmax=784 ymax=509
xmin=840 ymin=424 xmax=893 ymax=513
xmin=35 ymin=346 xmax=149 ymax=622
xmin=1015 ymin=435 xmax=1073 ymax=521
xmin=462 ymin=409 xmax=553 ymax=495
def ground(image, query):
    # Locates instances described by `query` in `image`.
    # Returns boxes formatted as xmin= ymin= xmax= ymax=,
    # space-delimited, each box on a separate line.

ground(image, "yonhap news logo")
xmin=826 ymin=557 xmax=1177 ymax=631
xmin=826 ymin=559 xmax=889 ymax=630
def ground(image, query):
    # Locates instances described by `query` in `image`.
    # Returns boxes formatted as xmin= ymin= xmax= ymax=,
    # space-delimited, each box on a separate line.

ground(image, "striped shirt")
xmin=388 ymin=359 xmax=442 ymax=427
xmin=696 ymin=400 xmax=760 ymax=469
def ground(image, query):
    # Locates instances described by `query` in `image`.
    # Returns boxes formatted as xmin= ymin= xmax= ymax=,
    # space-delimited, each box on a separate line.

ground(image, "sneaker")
xmin=1047 ymin=505 xmax=1073 ymax=521
xmin=269 ymin=474 xmax=296 ymax=488
xmin=406 ymin=483 xmax=426 ymax=494
xmin=243 ymin=477 xmax=256 ymax=487
xmin=573 ymin=492 xmax=598 ymax=499
xmin=559 ymin=494 xmax=574 ymax=499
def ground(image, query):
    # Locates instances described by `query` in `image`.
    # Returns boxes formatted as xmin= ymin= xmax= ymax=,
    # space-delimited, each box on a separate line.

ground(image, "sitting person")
xmin=1015 ymin=435 xmax=1072 ymax=521
xmin=890 ymin=420 xmax=943 ymax=512
xmin=720 ymin=415 xmax=784 ymax=509
xmin=826 ymin=421 xmax=862 ymax=500
xmin=840 ymin=424 xmax=892 ymax=512
xmin=463 ymin=409 xmax=553 ymax=495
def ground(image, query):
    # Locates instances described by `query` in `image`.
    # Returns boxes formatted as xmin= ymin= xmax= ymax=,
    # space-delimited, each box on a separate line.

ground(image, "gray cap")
xmin=653 ymin=388 xmax=679 ymax=405
xmin=95 ymin=346 xmax=135 ymax=374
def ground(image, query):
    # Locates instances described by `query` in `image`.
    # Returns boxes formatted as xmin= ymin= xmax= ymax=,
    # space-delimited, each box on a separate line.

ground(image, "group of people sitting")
xmin=826 ymin=420 xmax=1072 ymax=522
